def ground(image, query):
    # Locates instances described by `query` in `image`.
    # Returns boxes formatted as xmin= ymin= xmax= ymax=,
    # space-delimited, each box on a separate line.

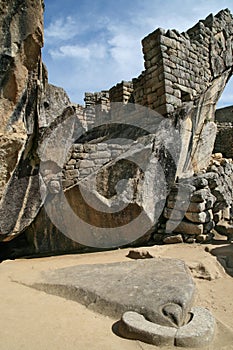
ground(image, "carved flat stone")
xmin=32 ymin=258 xmax=196 ymax=328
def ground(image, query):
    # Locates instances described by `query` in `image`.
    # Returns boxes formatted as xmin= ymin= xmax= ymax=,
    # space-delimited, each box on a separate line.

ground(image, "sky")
xmin=43 ymin=0 xmax=233 ymax=107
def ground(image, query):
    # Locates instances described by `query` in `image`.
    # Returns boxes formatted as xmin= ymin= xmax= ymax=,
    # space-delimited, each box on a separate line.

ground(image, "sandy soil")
xmin=0 ymin=237 xmax=233 ymax=350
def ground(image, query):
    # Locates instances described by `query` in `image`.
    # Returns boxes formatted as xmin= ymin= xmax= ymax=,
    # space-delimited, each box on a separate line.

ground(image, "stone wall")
xmin=133 ymin=9 xmax=233 ymax=115
xmin=80 ymin=9 xmax=233 ymax=118
xmin=62 ymin=142 xmax=130 ymax=189
xmin=109 ymin=81 xmax=134 ymax=104
xmin=157 ymin=153 xmax=233 ymax=244
xmin=214 ymin=105 xmax=233 ymax=158
xmin=81 ymin=9 xmax=233 ymax=175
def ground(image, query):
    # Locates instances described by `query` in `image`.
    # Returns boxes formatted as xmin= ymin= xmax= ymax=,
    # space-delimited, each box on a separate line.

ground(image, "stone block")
xmin=96 ymin=143 xmax=108 ymax=151
xmin=33 ymin=258 xmax=196 ymax=328
xmin=192 ymin=177 xmax=208 ymax=189
xmin=65 ymin=165 xmax=74 ymax=170
xmin=163 ymin=234 xmax=183 ymax=244
xmin=200 ymin=172 xmax=220 ymax=189
xmin=78 ymin=160 xmax=95 ymax=168
xmin=94 ymin=158 xmax=109 ymax=165
xmin=169 ymin=220 xmax=204 ymax=235
xmin=190 ymin=189 xmax=216 ymax=203
xmin=67 ymin=159 xmax=76 ymax=165
xmin=72 ymin=152 xmax=82 ymax=159
xmin=96 ymin=151 xmax=111 ymax=159
xmin=62 ymin=179 xmax=74 ymax=188
xmin=185 ymin=210 xmax=213 ymax=223
xmin=65 ymin=169 xmax=80 ymax=179
xmin=203 ymin=220 xmax=215 ymax=233
xmin=187 ymin=202 xmax=206 ymax=213
xmin=160 ymin=35 xmax=177 ymax=49
xmin=84 ymin=144 xmax=97 ymax=152
xmin=72 ymin=144 xmax=84 ymax=152
xmin=78 ymin=168 xmax=92 ymax=176
xmin=215 ymin=220 xmax=233 ymax=237
xmin=222 ymin=206 xmax=231 ymax=220
xmin=213 ymin=210 xmax=222 ymax=223
xmin=163 ymin=207 xmax=185 ymax=221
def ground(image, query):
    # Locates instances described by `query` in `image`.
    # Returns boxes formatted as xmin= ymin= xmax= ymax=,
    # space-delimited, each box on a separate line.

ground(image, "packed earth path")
xmin=0 ymin=238 xmax=233 ymax=350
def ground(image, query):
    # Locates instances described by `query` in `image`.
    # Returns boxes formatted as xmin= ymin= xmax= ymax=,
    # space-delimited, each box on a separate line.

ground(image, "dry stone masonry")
xmin=134 ymin=10 xmax=233 ymax=114
xmin=159 ymin=153 xmax=233 ymax=244
xmin=62 ymin=142 xmax=131 ymax=189
xmin=214 ymin=105 xmax=233 ymax=158
xmin=0 ymin=3 xmax=233 ymax=259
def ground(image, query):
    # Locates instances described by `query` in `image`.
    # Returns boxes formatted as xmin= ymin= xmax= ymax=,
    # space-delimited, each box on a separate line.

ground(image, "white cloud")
xmin=49 ymin=43 xmax=107 ymax=61
xmin=49 ymin=45 xmax=90 ymax=59
xmin=45 ymin=16 xmax=84 ymax=42
xmin=107 ymin=26 xmax=143 ymax=74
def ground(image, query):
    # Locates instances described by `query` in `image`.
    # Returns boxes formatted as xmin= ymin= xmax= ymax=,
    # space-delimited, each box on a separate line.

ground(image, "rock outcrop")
xmin=0 ymin=0 xmax=76 ymax=257
xmin=0 ymin=4 xmax=233 ymax=259
xmin=0 ymin=0 xmax=44 ymax=198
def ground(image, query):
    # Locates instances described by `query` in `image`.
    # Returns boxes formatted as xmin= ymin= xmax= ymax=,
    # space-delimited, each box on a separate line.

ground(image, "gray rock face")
xmin=0 ymin=0 xmax=44 ymax=199
xmin=33 ymin=258 xmax=196 ymax=328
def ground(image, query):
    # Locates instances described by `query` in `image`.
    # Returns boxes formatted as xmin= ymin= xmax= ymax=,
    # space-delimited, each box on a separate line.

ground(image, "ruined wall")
xmin=85 ymin=10 xmax=233 ymax=119
xmin=133 ymin=10 xmax=233 ymax=115
xmin=158 ymin=153 xmax=233 ymax=244
xmin=214 ymin=105 xmax=233 ymax=158
xmin=109 ymin=81 xmax=134 ymax=104
xmin=84 ymin=9 xmax=233 ymax=175
xmin=62 ymin=143 xmax=130 ymax=189
xmin=83 ymin=91 xmax=110 ymax=130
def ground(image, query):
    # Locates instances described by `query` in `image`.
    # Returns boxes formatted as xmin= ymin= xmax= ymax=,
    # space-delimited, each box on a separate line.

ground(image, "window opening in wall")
xmin=217 ymin=75 xmax=233 ymax=109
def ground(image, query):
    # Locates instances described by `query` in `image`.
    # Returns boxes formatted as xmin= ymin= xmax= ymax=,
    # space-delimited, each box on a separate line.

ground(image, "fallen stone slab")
xmin=119 ymin=307 xmax=216 ymax=348
xmin=32 ymin=258 xmax=196 ymax=328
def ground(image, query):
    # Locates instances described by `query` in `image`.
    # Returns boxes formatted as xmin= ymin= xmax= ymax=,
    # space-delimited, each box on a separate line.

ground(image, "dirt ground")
xmin=0 ymin=236 xmax=233 ymax=350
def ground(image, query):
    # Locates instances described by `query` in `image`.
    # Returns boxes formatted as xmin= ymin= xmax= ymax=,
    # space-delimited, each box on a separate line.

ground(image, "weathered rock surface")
xmin=1 ymin=6 xmax=233 ymax=258
xmin=0 ymin=0 xmax=44 ymax=197
xmin=0 ymin=1 xmax=83 ymax=251
xmin=32 ymin=258 xmax=196 ymax=328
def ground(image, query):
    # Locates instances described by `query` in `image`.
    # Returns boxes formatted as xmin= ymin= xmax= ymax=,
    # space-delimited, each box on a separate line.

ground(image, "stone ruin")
xmin=1 ymin=2 xmax=233 ymax=347
xmin=0 ymin=2 xmax=233 ymax=260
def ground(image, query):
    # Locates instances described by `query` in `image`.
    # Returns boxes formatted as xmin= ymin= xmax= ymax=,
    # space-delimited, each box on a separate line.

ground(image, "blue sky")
xmin=43 ymin=0 xmax=233 ymax=107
